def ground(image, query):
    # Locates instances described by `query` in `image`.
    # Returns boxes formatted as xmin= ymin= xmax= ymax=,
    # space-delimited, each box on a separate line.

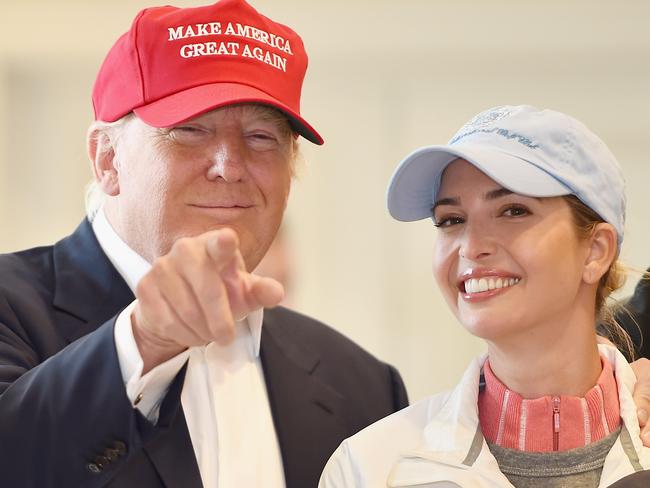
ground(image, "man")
xmin=0 ymin=1 xmax=407 ymax=487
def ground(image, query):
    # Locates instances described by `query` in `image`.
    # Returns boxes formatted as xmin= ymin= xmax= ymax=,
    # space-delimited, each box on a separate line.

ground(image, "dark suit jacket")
xmin=606 ymin=469 xmax=650 ymax=487
xmin=616 ymin=269 xmax=650 ymax=360
xmin=0 ymin=220 xmax=408 ymax=488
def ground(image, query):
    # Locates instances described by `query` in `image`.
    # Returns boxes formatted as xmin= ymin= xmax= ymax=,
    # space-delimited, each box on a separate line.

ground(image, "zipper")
xmin=553 ymin=396 xmax=561 ymax=451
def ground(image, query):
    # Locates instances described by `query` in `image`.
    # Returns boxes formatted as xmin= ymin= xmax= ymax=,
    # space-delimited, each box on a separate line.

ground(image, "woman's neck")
xmin=485 ymin=304 xmax=602 ymax=398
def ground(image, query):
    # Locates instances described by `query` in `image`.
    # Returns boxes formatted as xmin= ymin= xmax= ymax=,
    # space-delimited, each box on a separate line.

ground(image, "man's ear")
xmin=87 ymin=128 xmax=120 ymax=196
xmin=583 ymin=223 xmax=618 ymax=285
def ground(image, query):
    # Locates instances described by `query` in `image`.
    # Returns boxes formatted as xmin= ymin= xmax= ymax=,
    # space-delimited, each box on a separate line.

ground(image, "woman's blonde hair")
xmin=564 ymin=195 xmax=636 ymax=360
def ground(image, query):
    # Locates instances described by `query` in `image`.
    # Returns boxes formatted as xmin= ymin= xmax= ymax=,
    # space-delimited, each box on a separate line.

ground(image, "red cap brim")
xmin=133 ymin=82 xmax=324 ymax=145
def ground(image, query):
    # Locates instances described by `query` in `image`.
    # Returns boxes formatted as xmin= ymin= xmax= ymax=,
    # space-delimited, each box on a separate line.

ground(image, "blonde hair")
xmin=564 ymin=195 xmax=636 ymax=360
xmin=85 ymin=114 xmax=135 ymax=221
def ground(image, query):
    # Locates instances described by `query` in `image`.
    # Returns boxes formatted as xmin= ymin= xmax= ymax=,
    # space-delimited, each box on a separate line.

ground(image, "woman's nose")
xmin=458 ymin=220 xmax=497 ymax=261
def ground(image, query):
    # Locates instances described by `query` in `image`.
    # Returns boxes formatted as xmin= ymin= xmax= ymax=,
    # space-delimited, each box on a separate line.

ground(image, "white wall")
xmin=2 ymin=0 xmax=649 ymax=401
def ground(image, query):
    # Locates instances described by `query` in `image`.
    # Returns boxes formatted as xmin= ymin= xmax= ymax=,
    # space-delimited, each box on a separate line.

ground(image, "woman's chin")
xmin=458 ymin=315 xmax=520 ymax=342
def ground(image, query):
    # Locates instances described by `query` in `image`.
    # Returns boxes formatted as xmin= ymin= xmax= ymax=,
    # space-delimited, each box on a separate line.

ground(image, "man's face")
xmin=104 ymin=104 xmax=295 ymax=270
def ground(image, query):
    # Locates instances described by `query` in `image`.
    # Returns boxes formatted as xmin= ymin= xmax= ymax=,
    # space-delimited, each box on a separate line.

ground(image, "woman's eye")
xmin=502 ymin=205 xmax=530 ymax=217
xmin=433 ymin=215 xmax=465 ymax=228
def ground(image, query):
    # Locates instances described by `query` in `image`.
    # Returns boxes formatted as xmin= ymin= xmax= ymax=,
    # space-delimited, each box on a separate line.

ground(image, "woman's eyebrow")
xmin=431 ymin=197 xmax=459 ymax=214
xmin=431 ymin=187 xmax=537 ymax=214
xmin=485 ymin=188 xmax=514 ymax=200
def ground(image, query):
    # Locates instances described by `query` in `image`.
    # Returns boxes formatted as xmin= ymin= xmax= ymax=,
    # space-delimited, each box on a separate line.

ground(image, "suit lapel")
xmin=51 ymin=219 xmax=134 ymax=342
xmin=260 ymin=310 xmax=349 ymax=488
xmin=51 ymin=221 xmax=203 ymax=487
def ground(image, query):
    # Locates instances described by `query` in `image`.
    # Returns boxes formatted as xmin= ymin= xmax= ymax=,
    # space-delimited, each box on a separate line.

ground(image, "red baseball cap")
xmin=92 ymin=0 xmax=323 ymax=145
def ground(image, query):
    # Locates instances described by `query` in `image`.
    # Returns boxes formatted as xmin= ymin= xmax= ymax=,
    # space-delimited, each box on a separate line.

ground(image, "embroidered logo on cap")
xmin=168 ymin=20 xmax=294 ymax=72
xmin=449 ymin=107 xmax=539 ymax=149
xmin=464 ymin=107 xmax=513 ymax=131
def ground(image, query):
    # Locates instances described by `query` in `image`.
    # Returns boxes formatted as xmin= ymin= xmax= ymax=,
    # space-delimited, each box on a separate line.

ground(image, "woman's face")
xmin=432 ymin=159 xmax=592 ymax=343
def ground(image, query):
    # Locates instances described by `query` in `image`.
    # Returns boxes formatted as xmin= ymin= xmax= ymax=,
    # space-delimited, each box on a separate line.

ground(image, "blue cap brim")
xmin=387 ymin=144 xmax=572 ymax=222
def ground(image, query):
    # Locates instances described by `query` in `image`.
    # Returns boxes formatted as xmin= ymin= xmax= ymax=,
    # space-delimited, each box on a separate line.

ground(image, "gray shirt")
xmin=487 ymin=428 xmax=621 ymax=487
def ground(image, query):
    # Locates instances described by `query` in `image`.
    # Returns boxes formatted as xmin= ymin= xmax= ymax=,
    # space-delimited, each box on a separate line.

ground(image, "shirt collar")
xmin=91 ymin=207 xmax=264 ymax=356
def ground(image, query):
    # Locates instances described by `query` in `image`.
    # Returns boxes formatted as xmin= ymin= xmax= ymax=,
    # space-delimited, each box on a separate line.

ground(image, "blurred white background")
xmin=1 ymin=0 xmax=649 ymax=401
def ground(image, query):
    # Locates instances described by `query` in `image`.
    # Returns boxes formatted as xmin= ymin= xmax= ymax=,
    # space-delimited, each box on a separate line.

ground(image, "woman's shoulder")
xmin=353 ymin=391 xmax=453 ymax=443
xmin=319 ymin=391 xmax=454 ymax=487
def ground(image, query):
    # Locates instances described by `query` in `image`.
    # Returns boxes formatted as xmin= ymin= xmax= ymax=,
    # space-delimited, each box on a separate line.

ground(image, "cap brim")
xmin=133 ymin=82 xmax=324 ymax=145
xmin=387 ymin=144 xmax=572 ymax=221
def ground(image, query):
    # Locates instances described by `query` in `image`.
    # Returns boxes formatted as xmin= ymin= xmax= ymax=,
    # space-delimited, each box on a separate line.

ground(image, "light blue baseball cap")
xmin=387 ymin=105 xmax=626 ymax=247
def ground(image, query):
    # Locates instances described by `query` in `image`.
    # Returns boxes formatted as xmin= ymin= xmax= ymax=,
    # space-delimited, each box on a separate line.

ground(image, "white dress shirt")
xmin=92 ymin=209 xmax=286 ymax=488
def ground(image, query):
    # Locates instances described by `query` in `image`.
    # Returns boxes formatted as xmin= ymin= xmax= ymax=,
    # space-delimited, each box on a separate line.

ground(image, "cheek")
xmin=254 ymin=161 xmax=291 ymax=203
xmin=432 ymin=237 xmax=457 ymax=300
xmin=522 ymin=228 xmax=585 ymax=282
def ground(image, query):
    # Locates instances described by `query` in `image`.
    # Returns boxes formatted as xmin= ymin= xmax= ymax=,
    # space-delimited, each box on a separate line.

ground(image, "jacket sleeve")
xmin=0 ymin=309 xmax=184 ymax=488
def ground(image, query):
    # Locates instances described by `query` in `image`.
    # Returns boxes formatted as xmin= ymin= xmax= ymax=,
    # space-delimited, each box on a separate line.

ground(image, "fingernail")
xmin=639 ymin=408 xmax=649 ymax=425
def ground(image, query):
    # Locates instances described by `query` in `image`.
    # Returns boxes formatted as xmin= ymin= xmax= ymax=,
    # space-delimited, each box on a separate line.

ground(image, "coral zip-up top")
xmin=478 ymin=358 xmax=621 ymax=452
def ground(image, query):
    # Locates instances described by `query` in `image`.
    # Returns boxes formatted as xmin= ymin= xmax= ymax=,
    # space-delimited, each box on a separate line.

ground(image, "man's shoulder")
xmin=263 ymin=306 xmax=383 ymax=365
xmin=0 ymin=220 xmax=106 ymax=312
xmin=0 ymin=243 xmax=56 ymax=294
xmin=263 ymin=306 xmax=409 ymax=419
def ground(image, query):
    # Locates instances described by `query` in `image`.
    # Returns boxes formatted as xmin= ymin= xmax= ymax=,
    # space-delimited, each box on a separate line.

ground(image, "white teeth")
xmin=463 ymin=277 xmax=519 ymax=295
xmin=468 ymin=279 xmax=478 ymax=293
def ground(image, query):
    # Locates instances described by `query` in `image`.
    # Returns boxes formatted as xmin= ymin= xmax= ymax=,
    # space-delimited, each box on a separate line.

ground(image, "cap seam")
xmin=133 ymin=9 xmax=149 ymax=105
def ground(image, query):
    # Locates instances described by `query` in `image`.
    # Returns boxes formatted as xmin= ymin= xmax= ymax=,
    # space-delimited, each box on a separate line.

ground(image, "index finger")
xmin=203 ymin=228 xmax=240 ymax=270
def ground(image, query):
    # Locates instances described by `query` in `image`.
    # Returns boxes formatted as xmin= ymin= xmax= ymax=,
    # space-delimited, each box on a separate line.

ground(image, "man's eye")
xmin=172 ymin=126 xmax=202 ymax=133
xmin=167 ymin=126 xmax=210 ymax=145
xmin=502 ymin=205 xmax=530 ymax=217
xmin=433 ymin=216 xmax=465 ymax=228
xmin=248 ymin=131 xmax=277 ymax=140
xmin=246 ymin=132 xmax=280 ymax=149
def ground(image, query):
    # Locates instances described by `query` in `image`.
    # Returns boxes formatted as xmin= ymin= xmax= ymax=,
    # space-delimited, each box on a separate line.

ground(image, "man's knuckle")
xmin=172 ymin=236 xmax=195 ymax=255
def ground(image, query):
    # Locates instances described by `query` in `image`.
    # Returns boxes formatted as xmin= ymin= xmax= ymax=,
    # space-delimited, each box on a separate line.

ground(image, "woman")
xmin=319 ymin=105 xmax=649 ymax=487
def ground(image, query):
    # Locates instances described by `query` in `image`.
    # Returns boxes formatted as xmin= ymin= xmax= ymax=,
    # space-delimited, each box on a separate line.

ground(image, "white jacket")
xmin=319 ymin=345 xmax=650 ymax=487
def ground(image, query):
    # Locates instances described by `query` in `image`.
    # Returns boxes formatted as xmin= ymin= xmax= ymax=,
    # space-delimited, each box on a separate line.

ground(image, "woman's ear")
xmin=87 ymin=128 xmax=120 ymax=196
xmin=583 ymin=223 xmax=618 ymax=285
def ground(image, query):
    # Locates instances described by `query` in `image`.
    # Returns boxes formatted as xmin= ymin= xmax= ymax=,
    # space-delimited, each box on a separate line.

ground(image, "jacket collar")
xmin=388 ymin=353 xmax=493 ymax=487
xmin=388 ymin=346 xmax=649 ymax=488
xmin=52 ymin=219 xmax=134 ymax=342
xmin=260 ymin=307 xmax=348 ymax=488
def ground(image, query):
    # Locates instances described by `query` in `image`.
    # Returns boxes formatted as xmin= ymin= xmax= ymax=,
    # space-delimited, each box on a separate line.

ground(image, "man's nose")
xmin=458 ymin=220 xmax=497 ymax=261
xmin=206 ymin=137 xmax=246 ymax=182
